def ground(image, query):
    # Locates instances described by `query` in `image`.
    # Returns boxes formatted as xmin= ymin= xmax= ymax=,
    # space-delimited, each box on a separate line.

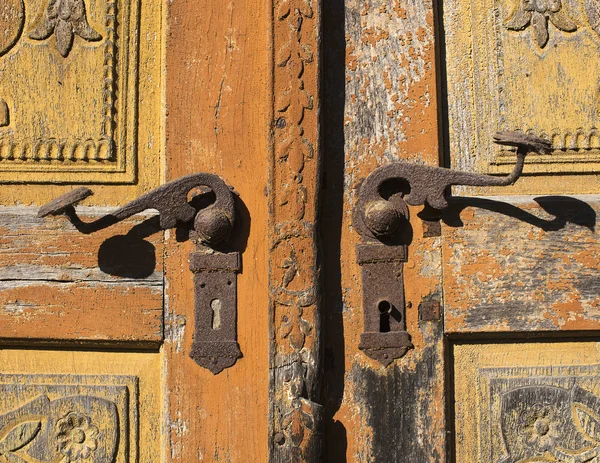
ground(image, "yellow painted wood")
xmin=454 ymin=342 xmax=600 ymax=462
xmin=0 ymin=349 xmax=162 ymax=461
xmin=0 ymin=0 xmax=164 ymax=205
xmin=444 ymin=0 xmax=600 ymax=195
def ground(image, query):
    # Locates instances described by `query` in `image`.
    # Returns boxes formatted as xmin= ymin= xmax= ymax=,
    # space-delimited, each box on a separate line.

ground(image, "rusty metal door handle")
xmin=38 ymin=173 xmax=242 ymax=374
xmin=352 ymin=132 xmax=550 ymax=365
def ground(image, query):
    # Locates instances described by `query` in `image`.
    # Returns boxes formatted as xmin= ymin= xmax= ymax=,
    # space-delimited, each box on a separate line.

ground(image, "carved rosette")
xmin=270 ymin=0 xmax=322 ymax=461
xmin=0 ymin=374 xmax=138 ymax=462
xmin=498 ymin=385 xmax=600 ymax=462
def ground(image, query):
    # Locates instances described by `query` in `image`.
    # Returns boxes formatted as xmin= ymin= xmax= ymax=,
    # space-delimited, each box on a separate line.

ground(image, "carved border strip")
xmin=269 ymin=0 xmax=322 ymax=461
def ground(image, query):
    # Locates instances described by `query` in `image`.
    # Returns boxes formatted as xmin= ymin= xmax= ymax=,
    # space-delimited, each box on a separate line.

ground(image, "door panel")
xmin=444 ymin=198 xmax=600 ymax=334
xmin=0 ymin=0 xmax=163 ymax=201
xmin=0 ymin=349 xmax=162 ymax=462
xmin=2 ymin=0 xmax=598 ymax=459
xmin=439 ymin=0 xmax=600 ymax=459
xmin=1 ymin=0 xmax=272 ymax=460
xmin=443 ymin=0 xmax=600 ymax=194
xmin=454 ymin=342 xmax=600 ymax=462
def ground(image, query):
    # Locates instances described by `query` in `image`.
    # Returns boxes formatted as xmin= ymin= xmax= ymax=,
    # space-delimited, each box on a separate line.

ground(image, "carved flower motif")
xmin=55 ymin=412 xmax=99 ymax=461
xmin=28 ymin=0 xmax=102 ymax=57
xmin=505 ymin=0 xmax=577 ymax=48
xmin=517 ymin=403 xmax=565 ymax=453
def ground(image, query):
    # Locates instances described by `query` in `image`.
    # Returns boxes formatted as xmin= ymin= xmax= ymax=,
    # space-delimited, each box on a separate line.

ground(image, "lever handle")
xmin=352 ymin=131 xmax=551 ymax=366
xmin=38 ymin=173 xmax=243 ymax=374
xmin=38 ymin=172 xmax=236 ymax=246
xmin=354 ymin=131 xmax=551 ymax=240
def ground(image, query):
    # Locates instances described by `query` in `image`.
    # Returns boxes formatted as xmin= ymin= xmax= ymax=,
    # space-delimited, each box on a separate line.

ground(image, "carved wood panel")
xmin=0 ymin=374 xmax=138 ymax=463
xmin=443 ymin=0 xmax=600 ymax=194
xmin=0 ymin=0 xmax=139 ymax=184
xmin=0 ymin=351 xmax=160 ymax=462
xmin=0 ymin=0 xmax=163 ymax=199
xmin=454 ymin=342 xmax=600 ymax=462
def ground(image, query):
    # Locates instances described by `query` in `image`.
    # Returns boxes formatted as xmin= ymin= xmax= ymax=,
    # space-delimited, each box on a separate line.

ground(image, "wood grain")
xmin=321 ymin=0 xmax=447 ymax=460
xmin=0 ymin=207 xmax=163 ymax=344
xmin=164 ymin=0 xmax=270 ymax=460
xmin=444 ymin=196 xmax=600 ymax=334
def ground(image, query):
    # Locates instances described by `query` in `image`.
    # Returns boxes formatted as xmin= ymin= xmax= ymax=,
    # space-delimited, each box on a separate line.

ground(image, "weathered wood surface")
xmin=321 ymin=0 xmax=446 ymax=460
xmin=269 ymin=0 xmax=323 ymax=461
xmin=444 ymin=196 xmax=600 ymax=333
xmin=0 ymin=349 xmax=161 ymax=462
xmin=443 ymin=0 xmax=600 ymax=193
xmin=0 ymin=0 xmax=163 ymax=203
xmin=165 ymin=0 xmax=270 ymax=460
xmin=0 ymin=207 xmax=163 ymax=344
xmin=454 ymin=342 xmax=600 ymax=462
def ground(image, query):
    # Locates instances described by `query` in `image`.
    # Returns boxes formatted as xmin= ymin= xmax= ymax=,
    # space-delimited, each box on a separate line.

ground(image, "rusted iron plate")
xmin=189 ymin=250 xmax=242 ymax=374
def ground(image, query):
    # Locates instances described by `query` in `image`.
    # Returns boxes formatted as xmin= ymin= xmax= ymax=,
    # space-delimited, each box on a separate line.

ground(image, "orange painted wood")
xmin=443 ymin=197 xmax=600 ymax=334
xmin=164 ymin=0 xmax=271 ymax=460
xmin=0 ymin=208 xmax=163 ymax=344
xmin=320 ymin=0 xmax=447 ymax=460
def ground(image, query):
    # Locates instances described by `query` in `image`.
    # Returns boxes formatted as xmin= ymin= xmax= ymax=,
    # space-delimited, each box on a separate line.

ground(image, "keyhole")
xmin=211 ymin=299 xmax=222 ymax=330
xmin=378 ymin=300 xmax=392 ymax=333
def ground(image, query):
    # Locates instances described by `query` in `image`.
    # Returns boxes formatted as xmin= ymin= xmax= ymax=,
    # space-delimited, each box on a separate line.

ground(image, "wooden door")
xmin=2 ymin=0 xmax=599 ymax=461
xmin=0 ymin=0 xmax=281 ymax=460
xmin=320 ymin=0 xmax=600 ymax=462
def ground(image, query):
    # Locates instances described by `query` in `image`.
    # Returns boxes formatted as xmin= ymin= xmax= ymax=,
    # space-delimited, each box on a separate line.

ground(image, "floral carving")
xmin=56 ymin=412 xmax=99 ymax=461
xmin=505 ymin=0 xmax=577 ymax=48
xmin=28 ymin=0 xmax=102 ymax=57
xmin=271 ymin=0 xmax=321 ymax=461
xmin=517 ymin=403 xmax=565 ymax=452
xmin=499 ymin=385 xmax=600 ymax=463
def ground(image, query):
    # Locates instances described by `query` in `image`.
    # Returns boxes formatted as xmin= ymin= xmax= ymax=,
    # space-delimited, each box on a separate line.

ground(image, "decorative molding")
xmin=0 ymin=0 xmax=139 ymax=184
xmin=479 ymin=365 xmax=600 ymax=463
xmin=270 ymin=0 xmax=322 ymax=461
xmin=0 ymin=374 xmax=138 ymax=462
xmin=0 ymin=138 xmax=113 ymax=163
